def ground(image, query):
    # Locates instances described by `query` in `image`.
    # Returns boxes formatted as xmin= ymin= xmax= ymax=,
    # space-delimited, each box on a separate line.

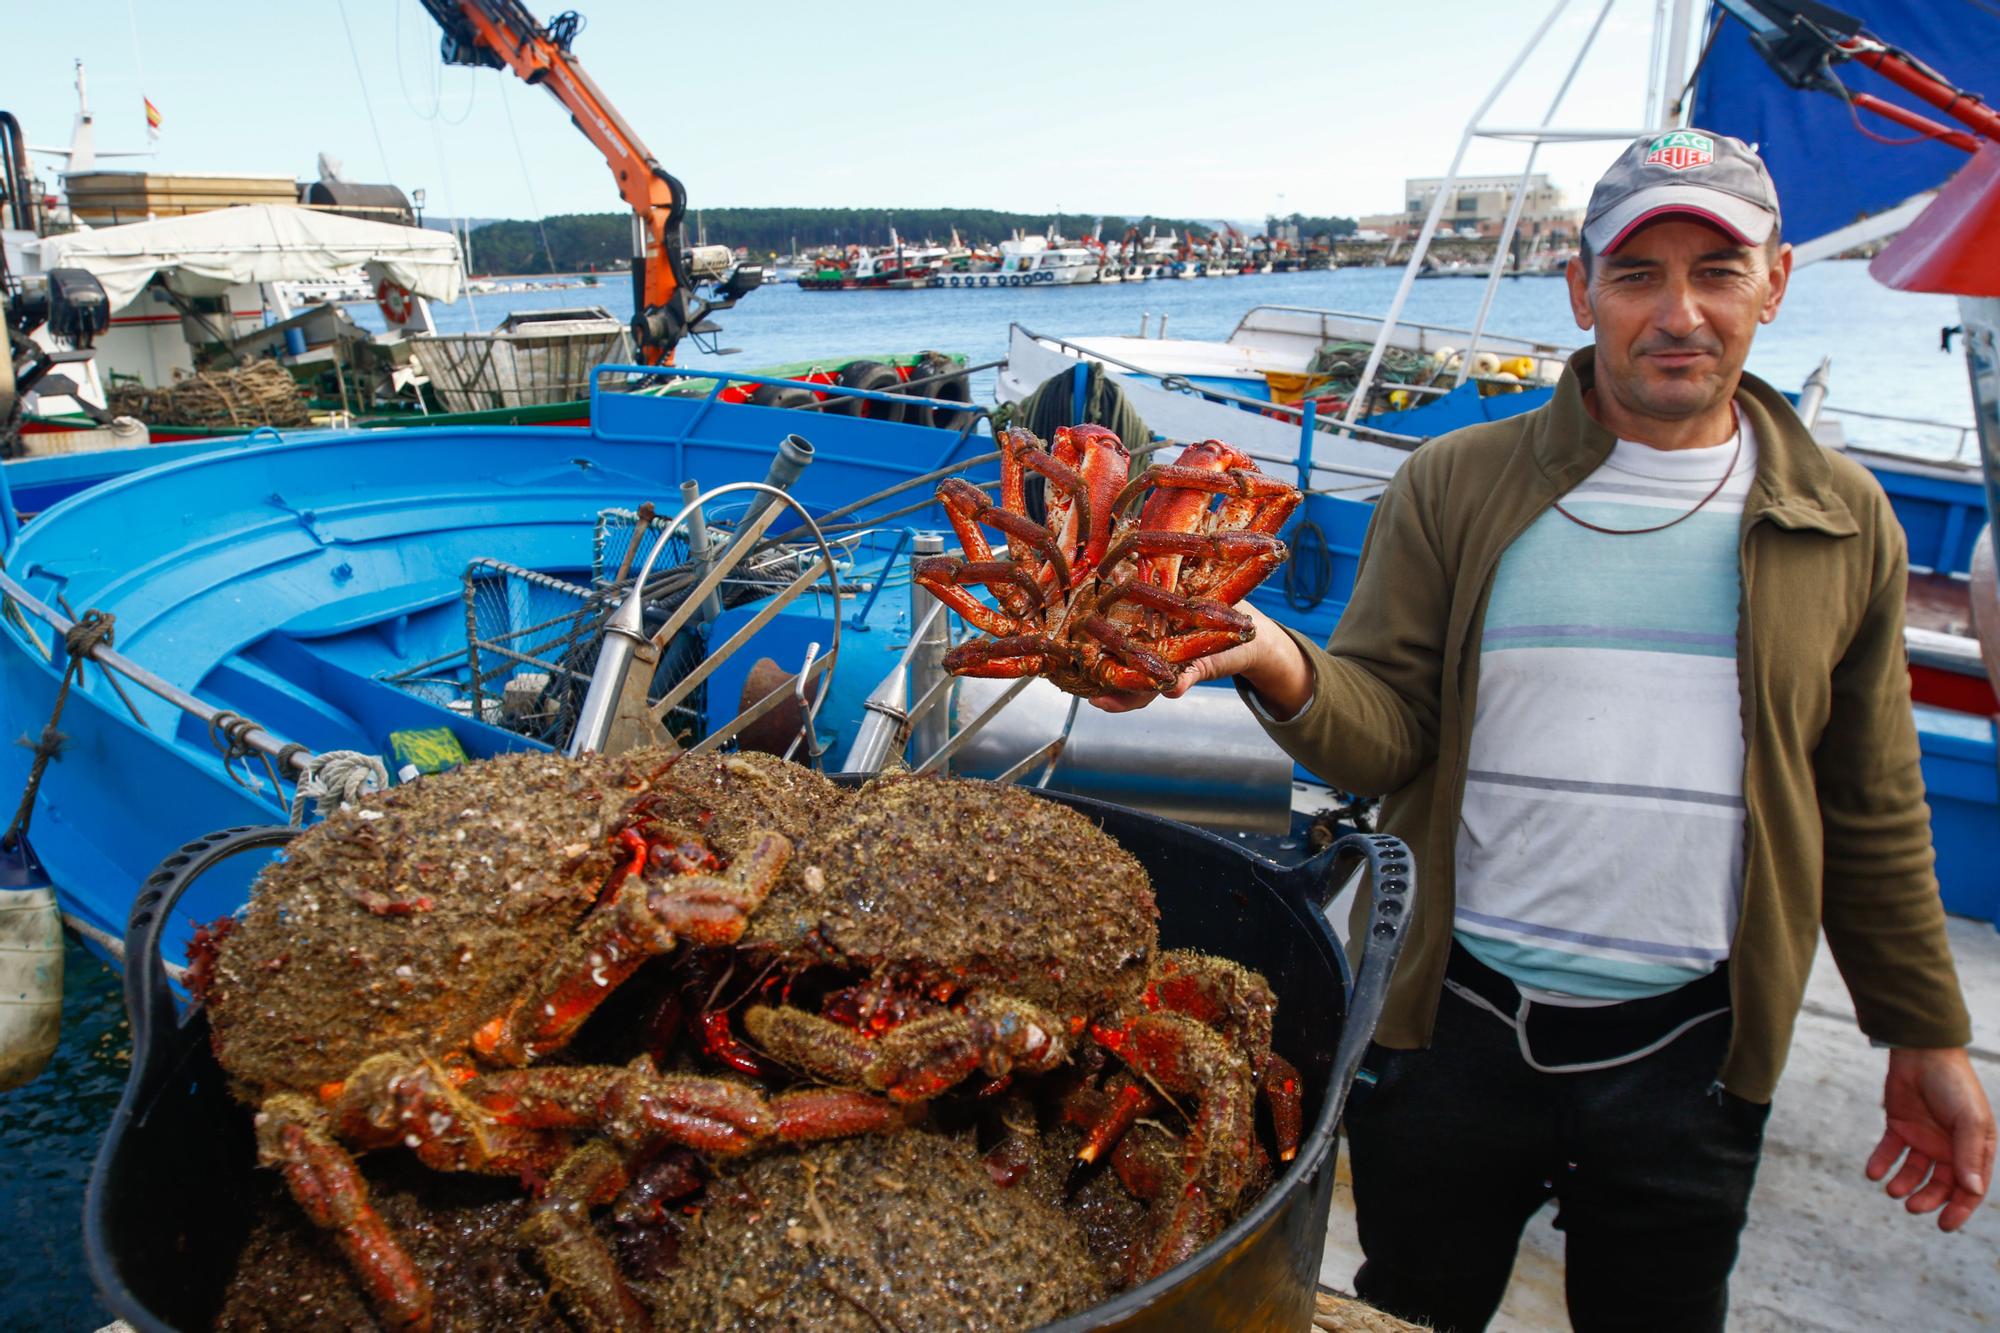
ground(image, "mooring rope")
xmin=2 ymin=610 xmax=115 ymax=853
xmin=288 ymin=749 xmax=390 ymax=826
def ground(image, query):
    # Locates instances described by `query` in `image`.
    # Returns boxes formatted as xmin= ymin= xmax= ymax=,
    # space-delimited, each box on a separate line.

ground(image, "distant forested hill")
xmin=460 ymin=208 xmax=1354 ymax=275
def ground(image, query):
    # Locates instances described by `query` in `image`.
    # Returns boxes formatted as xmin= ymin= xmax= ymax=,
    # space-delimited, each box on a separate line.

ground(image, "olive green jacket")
xmin=1255 ymin=348 xmax=1972 ymax=1102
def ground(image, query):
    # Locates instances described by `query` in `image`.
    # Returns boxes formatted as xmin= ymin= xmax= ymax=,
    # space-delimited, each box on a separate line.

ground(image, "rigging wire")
xmin=394 ymin=0 xmax=477 ymax=125
xmin=334 ymin=0 xmax=397 ymax=183
xmin=498 ymin=80 xmax=561 ymax=275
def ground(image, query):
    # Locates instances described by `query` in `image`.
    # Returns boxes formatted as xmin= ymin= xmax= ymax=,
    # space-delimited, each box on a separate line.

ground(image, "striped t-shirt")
xmin=1452 ymin=419 xmax=1757 ymax=1001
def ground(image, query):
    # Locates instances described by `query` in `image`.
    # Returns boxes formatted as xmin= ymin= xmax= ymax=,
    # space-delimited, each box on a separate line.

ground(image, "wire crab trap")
xmin=377 ymin=484 xmax=857 ymax=764
xmin=376 ymin=513 xmax=710 ymax=749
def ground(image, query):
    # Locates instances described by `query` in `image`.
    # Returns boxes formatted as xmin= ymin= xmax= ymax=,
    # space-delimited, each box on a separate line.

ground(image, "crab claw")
xmin=1090 ymin=1012 xmax=1259 ymax=1280
xmin=257 ymin=1093 xmax=434 ymax=1332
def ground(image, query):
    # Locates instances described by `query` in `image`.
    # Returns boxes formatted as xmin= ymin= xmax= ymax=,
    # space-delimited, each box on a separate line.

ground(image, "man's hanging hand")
xmin=1867 ymin=1046 xmax=1995 ymax=1232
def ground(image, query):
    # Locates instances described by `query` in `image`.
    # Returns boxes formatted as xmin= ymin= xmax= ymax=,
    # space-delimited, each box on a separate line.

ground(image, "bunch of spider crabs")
xmin=913 ymin=424 xmax=1301 ymax=698
xmin=192 ymin=746 xmax=1304 ymax=1332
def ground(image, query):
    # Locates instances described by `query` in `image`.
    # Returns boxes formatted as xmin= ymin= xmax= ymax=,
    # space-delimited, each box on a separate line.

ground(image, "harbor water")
xmin=1 ymin=260 xmax=1980 ymax=1331
xmin=387 ymin=260 xmax=1978 ymax=461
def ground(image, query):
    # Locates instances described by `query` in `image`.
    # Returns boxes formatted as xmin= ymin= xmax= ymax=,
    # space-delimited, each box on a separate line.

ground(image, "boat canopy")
xmin=1691 ymin=2 xmax=2000 ymax=246
xmin=25 ymin=204 xmax=464 ymax=309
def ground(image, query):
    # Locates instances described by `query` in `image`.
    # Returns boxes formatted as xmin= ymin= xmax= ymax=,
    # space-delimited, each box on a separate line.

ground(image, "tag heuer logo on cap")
xmin=1645 ymin=131 xmax=1715 ymax=171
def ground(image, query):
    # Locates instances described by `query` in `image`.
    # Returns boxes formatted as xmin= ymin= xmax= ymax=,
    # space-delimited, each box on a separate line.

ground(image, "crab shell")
xmin=196 ymin=749 xmax=843 ymax=1102
xmin=739 ymin=773 xmax=1159 ymax=1021
xmin=647 ymin=1128 xmax=1108 ymax=1331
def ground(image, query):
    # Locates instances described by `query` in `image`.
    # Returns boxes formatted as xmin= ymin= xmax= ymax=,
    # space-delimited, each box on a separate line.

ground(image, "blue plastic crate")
xmin=1916 ymin=705 xmax=2000 ymax=929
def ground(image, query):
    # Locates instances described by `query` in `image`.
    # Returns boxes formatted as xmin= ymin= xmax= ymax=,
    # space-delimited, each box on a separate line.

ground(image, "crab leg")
xmin=466 ymin=1062 xmax=911 ymax=1155
xmin=1033 ymin=425 xmax=1132 ymax=572
xmin=1112 ymin=449 xmax=1300 ymax=529
xmin=942 ymin=632 xmax=1064 ymax=680
xmin=1080 ymin=615 xmax=1175 ymax=689
xmin=937 ymin=476 xmax=1073 ymax=590
xmin=258 ymin=1093 xmax=433 ymax=1332
xmin=1142 ymin=951 xmax=1300 ymax=1162
xmin=473 ymin=831 xmax=793 ymax=1066
xmin=1097 ymin=582 xmax=1255 ymax=663
xmin=517 ymin=1139 xmax=655 ymax=1333
xmin=1180 ymin=532 xmax=1293 ymax=607
xmin=1090 ymin=1011 xmax=1260 ymax=1280
xmin=743 ymin=992 xmax=1072 ymax=1103
xmin=1074 ymin=1076 xmax=1162 ymax=1165
xmin=911 ymin=556 xmax=1042 ymax=634
xmin=325 ymin=1053 xmax=563 ymax=1176
xmin=1095 ymin=529 xmax=1286 ymax=584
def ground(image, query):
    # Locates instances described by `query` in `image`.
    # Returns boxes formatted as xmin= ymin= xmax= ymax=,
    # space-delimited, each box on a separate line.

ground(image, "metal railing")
xmin=1821 ymin=404 xmax=1980 ymax=466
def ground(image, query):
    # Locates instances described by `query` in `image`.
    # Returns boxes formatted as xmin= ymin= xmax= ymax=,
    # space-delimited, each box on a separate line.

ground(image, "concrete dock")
xmin=1318 ymin=916 xmax=2000 ymax=1330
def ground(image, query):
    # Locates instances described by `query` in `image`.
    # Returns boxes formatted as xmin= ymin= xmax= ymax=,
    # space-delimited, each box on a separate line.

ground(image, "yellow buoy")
xmin=0 ymin=887 xmax=62 ymax=1091
xmin=1498 ymin=356 xmax=1536 ymax=379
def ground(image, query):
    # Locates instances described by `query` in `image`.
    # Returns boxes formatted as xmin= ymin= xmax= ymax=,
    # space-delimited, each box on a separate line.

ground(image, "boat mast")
xmin=1342 ymin=0 xmax=1701 ymax=424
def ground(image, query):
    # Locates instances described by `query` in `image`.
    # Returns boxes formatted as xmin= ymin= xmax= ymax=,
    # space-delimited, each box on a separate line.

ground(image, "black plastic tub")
xmin=87 ymin=791 xmax=1412 ymax=1332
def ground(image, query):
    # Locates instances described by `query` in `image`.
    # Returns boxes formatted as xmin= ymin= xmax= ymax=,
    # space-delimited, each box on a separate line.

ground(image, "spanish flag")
xmin=144 ymin=97 xmax=161 ymax=140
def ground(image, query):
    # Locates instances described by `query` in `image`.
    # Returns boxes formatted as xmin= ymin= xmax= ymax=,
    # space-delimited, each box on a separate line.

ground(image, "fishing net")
xmin=1307 ymin=341 xmax=1436 ymax=399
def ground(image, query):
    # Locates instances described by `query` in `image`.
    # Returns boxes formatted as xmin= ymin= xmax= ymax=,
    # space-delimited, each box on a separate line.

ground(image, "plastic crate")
xmin=1916 ymin=705 xmax=2000 ymax=928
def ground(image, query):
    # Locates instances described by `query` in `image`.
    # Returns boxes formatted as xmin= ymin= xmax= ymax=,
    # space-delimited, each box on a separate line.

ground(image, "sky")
xmin=9 ymin=1 xmax=1696 ymax=225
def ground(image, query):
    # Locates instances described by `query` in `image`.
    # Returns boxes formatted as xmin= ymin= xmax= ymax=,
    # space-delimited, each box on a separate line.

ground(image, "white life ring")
xmin=376 ymin=278 xmax=414 ymax=326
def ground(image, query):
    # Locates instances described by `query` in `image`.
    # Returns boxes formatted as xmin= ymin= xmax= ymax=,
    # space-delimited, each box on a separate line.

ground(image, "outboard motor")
xmin=45 ymin=268 xmax=110 ymax=349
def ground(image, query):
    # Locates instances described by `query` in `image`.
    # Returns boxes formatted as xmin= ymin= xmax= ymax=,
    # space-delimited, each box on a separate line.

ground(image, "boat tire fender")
xmin=748 ymin=383 xmax=819 ymax=412
xmin=916 ymin=352 xmax=975 ymax=432
xmin=831 ymin=360 xmax=906 ymax=422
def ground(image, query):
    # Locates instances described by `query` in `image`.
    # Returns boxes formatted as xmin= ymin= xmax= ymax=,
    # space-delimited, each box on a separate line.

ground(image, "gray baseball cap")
xmin=1583 ymin=129 xmax=1781 ymax=254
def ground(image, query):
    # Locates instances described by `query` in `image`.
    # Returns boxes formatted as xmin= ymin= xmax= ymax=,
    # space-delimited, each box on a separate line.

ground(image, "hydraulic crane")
xmin=416 ymin=2 xmax=758 ymax=363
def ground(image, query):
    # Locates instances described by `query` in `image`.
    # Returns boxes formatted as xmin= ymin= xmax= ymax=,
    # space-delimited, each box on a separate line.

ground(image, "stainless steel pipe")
xmin=950 ymin=676 xmax=1293 ymax=833
xmin=908 ymin=532 xmax=951 ymax=771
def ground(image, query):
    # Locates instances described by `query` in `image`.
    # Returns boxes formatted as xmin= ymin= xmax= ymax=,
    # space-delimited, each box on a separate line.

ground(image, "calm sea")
xmin=2 ymin=257 xmax=1980 ymax=1330
xmin=394 ymin=258 xmax=1977 ymax=460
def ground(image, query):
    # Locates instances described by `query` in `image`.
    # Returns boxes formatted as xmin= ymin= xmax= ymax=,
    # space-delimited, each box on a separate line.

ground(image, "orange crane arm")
xmin=420 ymin=1 xmax=690 ymax=362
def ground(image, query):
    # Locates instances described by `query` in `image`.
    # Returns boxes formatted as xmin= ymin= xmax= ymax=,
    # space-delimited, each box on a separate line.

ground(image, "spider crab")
xmin=709 ymin=773 xmax=1303 ymax=1278
xmin=913 ymin=425 xmax=1301 ymax=698
xmin=188 ymin=749 xmax=897 ymax=1333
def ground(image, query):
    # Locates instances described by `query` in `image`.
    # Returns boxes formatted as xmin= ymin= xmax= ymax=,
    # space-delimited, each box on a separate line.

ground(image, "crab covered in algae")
xmin=189 ymin=748 xmax=896 ymax=1332
xmin=706 ymin=772 xmax=1303 ymax=1279
xmin=647 ymin=1128 xmax=1107 ymax=1331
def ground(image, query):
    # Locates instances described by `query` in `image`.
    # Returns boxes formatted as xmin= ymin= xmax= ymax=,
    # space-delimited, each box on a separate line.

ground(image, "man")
xmin=1098 ymin=130 xmax=1995 ymax=1330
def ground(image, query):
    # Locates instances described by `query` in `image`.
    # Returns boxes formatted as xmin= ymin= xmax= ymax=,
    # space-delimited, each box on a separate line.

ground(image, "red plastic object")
xmin=1909 ymin=662 xmax=2000 ymax=717
xmin=1870 ymin=145 xmax=2000 ymax=297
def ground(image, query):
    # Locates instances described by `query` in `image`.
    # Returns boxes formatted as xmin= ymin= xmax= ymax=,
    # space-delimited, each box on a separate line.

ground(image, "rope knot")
xmin=63 ymin=609 xmax=114 ymax=659
xmin=17 ymin=724 xmax=69 ymax=764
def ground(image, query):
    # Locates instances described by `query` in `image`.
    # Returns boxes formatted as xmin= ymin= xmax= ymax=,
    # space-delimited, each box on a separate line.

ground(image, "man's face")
xmin=1565 ymin=217 xmax=1792 ymax=423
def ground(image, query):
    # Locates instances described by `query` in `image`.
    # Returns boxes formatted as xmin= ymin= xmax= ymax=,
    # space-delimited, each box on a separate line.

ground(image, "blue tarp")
xmin=1691 ymin=2 xmax=2000 ymax=245
xmin=1367 ymin=383 xmax=1554 ymax=438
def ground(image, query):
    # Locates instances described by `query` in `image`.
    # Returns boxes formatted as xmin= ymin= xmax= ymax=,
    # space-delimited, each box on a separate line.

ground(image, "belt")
xmin=1443 ymin=941 xmax=1731 ymax=1073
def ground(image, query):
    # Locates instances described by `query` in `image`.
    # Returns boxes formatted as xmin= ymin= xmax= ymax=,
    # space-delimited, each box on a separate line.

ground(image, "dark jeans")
xmin=1344 ymin=979 xmax=1772 ymax=1333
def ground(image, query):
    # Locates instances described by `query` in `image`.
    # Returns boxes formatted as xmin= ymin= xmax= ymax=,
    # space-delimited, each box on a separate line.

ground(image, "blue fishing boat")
xmin=0 ymin=368 xmax=1006 ymax=966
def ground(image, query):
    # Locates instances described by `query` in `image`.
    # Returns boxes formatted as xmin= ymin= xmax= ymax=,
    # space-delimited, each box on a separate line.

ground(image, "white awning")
xmin=27 ymin=204 xmax=464 ymax=309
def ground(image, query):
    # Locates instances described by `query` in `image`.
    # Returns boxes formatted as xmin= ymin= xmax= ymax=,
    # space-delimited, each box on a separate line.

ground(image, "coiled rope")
xmin=288 ymin=750 xmax=390 ymax=826
xmin=286 ymin=748 xmax=390 ymax=820
xmin=1285 ymin=519 xmax=1334 ymax=612
xmin=2 ymin=610 xmax=115 ymax=852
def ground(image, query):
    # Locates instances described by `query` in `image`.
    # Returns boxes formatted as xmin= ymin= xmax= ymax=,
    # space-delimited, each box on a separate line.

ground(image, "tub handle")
xmin=1309 ymin=832 xmax=1414 ymax=1129
xmin=121 ymin=825 xmax=299 ymax=1099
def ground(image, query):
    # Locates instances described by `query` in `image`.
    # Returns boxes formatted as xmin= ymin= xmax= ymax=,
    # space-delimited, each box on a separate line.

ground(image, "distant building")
xmin=1360 ymin=173 xmax=1582 ymax=243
